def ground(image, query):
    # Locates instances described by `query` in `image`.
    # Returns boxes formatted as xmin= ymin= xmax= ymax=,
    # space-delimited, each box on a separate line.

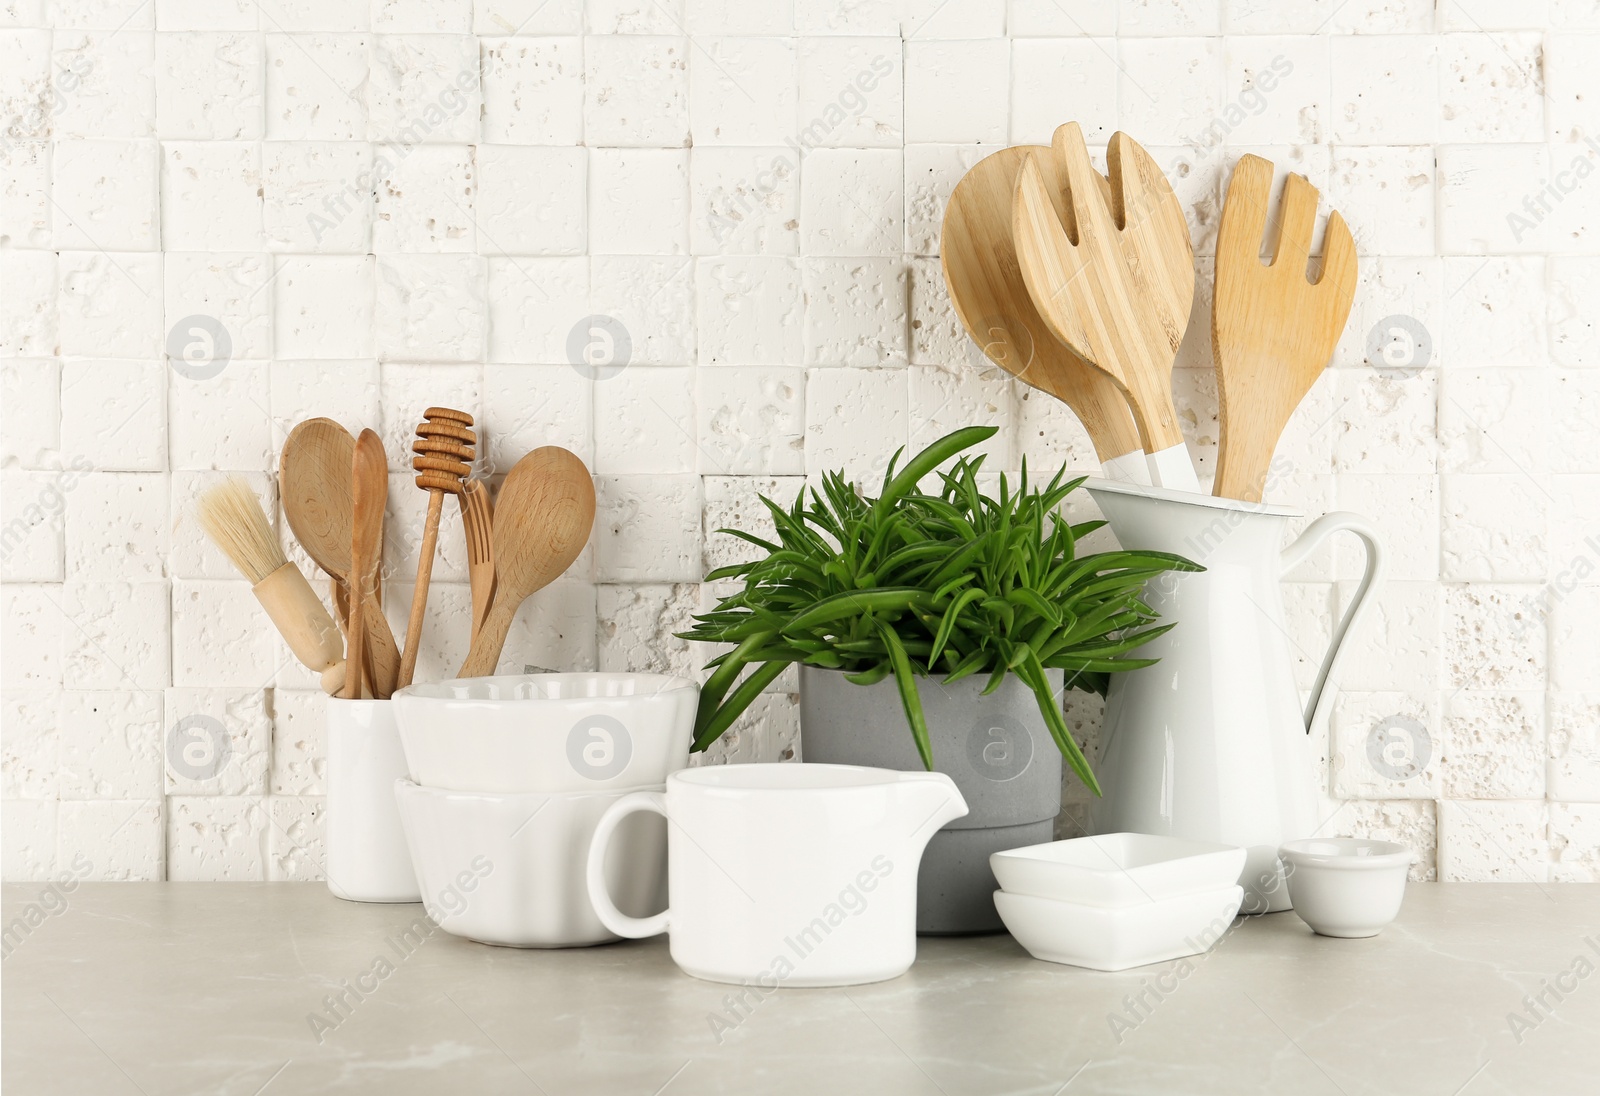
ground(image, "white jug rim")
xmin=671 ymin=763 xmax=939 ymax=792
xmin=1084 ymin=477 xmax=1301 ymax=518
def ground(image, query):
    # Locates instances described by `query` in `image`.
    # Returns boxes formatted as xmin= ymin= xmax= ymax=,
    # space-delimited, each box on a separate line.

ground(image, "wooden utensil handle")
xmin=363 ymin=591 xmax=401 ymax=698
xmin=458 ymin=598 xmax=518 ymax=678
xmin=345 ymin=581 xmax=366 ymax=700
xmin=397 ymin=490 xmax=444 ymax=690
xmin=253 ymin=563 xmax=346 ymax=695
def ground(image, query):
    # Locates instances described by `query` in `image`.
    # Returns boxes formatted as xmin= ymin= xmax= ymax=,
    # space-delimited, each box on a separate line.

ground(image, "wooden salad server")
xmin=942 ymin=144 xmax=1148 ymax=483
xmin=1013 ymin=123 xmax=1200 ymax=491
xmin=1212 ymin=154 xmax=1358 ymax=503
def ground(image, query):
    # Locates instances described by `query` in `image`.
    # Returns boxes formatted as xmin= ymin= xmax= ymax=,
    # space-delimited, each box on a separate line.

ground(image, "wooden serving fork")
xmin=1212 ymin=154 xmax=1357 ymax=503
xmin=460 ymin=477 xmax=496 ymax=645
xmin=1012 ymin=123 xmax=1199 ymax=491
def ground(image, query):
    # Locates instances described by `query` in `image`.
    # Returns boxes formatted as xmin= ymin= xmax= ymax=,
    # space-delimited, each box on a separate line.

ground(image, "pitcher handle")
xmin=1279 ymin=512 xmax=1385 ymax=735
xmin=586 ymin=791 xmax=670 ymax=938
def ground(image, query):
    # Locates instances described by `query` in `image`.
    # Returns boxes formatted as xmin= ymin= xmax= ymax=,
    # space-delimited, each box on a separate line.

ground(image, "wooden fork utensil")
xmin=1212 ymin=155 xmax=1358 ymax=503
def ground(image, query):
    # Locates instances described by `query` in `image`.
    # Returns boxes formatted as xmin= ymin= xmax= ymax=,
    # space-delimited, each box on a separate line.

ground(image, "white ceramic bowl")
xmin=1279 ymin=838 xmax=1411 ymax=938
xmin=990 ymin=832 xmax=1246 ymax=907
xmin=394 ymin=779 xmax=667 ymax=948
xmin=391 ymin=673 xmax=697 ymax=793
xmin=995 ymin=884 xmax=1245 ymax=971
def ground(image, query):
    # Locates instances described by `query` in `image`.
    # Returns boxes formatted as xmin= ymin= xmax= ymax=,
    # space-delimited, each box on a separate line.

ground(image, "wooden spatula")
xmin=280 ymin=419 xmax=401 ymax=696
xmin=1212 ymin=154 xmax=1357 ymax=503
xmin=942 ymin=145 xmax=1148 ymax=483
xmin=1013 ymin=123 xmax=1199 ymax=491
xmin=459 ymin=447 xmax=595 ymax=678
xmin=346 ymin=429 xmax=387 ymax=700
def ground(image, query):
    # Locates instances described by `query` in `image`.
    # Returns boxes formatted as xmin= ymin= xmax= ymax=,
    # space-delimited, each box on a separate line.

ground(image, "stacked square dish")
xmin=991 ymin=833 xmax=1248 ymax=971
xmin=390 ymin=673 xmax=695 ymax=948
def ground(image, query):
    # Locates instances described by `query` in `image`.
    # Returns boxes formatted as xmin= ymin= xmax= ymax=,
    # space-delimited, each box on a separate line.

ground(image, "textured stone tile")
xmin=696 ymin=256 xmax=802 ymax=365
xmin=269 ymin=688 xmax=325 ymax=795
xmin=59 ymin=798 xmax=163 ymax=881
xmin=166 ymin=795 xmax=266 ymax=881
xmin=1332 ymin=691 xmax=1440 ymax=800
xmin=904 ymin=38 xmax=1007 ymax=142
xmin=2 ymin=798 xmax=57 ymax=880
xmin=373 ymin=255 xmax=486 ymax=362
xmin=1440 ymin=474 xmax=1549 ymax=582
xmin=689 ymin=36 xmax=796 ymax=147
xmin=479 ymin=35 xmax=582 ymax=144
xmin=0 ymin=358 xmax=60 ymax=467
xmin=594 ymin=474 xmax=701 ymax=582
xmin=1549 ymin=802 xmax=1600 ymax=881
xmin=1339 ymin=799 xmax=1439 ymax=881
xmin=1442 ymin=690 xmax=1545 ymax=799
xmin=2 ymin=690 xmax=60 ymax=800
xmin=268 ymin=795 xmax=325 ymax=881
xmin=803 ymin=257 xmax=907 ymax=366
xmin=1442 ymin=583 xmax=1546 ymax=691
xmin=57 ymin=251 xmax=163 ymax=357
xmin=689 ymin=147 xmax=799 ymax=256
xmin=583 ymin=35 xmax=688 ymax=147
xmin=698 ymin=691 xmax=800 ymax=765
xmin=696 ymin=366 xmax=805 ymax=476
xmin=800 ymin=148 xmax=903 ymax=256
xmin=59 ymin=689 xmax=162 ymax=800
xmin=798 ymin=36 xmax=901 ymax=148
xmin=596 ymin=582 xmax=700 ymax=679
xmin=476 ymin=145 xmax=585 ymax=255
xmin=589 ymin=148 xmax=687 ymax=255
xmin=1438 ymin=799 xmax=1550 ymax=882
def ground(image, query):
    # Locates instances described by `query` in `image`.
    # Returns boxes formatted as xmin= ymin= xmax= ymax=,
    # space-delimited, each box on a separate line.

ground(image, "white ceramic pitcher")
xmin=1085 ymin=480 xmax=1384 ymax=913
xmin=585 ymin=763 xmax=968 ymax=986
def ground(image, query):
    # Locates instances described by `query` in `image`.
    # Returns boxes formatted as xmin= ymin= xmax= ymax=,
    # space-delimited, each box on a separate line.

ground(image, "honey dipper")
xmin=397 ymin=407 xmax=475 ymax=688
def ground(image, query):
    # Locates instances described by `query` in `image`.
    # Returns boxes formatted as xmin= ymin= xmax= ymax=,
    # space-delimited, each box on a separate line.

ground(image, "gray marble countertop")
xmin=3 ymin=883 xmax=1596 ymax=1095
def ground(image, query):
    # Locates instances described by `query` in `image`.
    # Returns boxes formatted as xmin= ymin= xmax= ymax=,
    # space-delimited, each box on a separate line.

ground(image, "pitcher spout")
xmin=892 ymin=772 xmax=969 ymax=850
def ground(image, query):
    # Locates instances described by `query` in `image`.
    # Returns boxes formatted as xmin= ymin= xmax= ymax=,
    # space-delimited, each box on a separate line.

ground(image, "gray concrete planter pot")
xmin=799 ymin=664 xmax=1063 ymax=934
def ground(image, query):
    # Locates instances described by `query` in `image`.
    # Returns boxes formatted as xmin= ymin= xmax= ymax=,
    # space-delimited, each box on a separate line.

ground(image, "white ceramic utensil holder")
xmin=326 ymin=698 xmax=421 ymax=903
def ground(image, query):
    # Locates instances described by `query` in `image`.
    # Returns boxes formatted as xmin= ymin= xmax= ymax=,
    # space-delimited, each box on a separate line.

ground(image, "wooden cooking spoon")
xmin=1013 ymin=123 xmax=1199 ymax=490
xmin=1212 ymin=154 xmax=1358 ymax=503
xmin=458 ymin=447 xmax=596 ymax=678
xmin=942 ymin=145 xmax=1148 ymax=483
xmin=279 ymin=418 xmax=400 ymax=697
xmin=346 ymin=429 xmax=387 ymax=700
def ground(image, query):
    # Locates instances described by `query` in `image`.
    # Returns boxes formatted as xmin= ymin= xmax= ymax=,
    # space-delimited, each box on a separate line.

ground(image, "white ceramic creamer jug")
xmin=1085 ymin=481 xmax=1384 ymax=913
xmin=586 ymin=763 xmax=968 ymax=986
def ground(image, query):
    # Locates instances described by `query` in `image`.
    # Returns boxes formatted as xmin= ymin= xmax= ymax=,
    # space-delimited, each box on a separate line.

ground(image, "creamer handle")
xmin=1280 ymin=512 xmax=1385 ymax=735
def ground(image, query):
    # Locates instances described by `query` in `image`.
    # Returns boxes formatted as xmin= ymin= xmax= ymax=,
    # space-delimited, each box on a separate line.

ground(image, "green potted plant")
xmin=678 ymin=426 xmax=1201 ymax=932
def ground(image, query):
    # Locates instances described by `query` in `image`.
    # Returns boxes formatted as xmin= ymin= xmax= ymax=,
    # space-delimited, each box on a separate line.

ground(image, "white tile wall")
xmin=2 ymin=0 xmax=1597 ymax=884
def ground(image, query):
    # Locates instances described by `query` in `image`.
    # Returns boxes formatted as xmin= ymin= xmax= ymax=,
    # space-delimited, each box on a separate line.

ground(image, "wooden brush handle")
xmin=252 ymin=563 xmax=346 ymax=695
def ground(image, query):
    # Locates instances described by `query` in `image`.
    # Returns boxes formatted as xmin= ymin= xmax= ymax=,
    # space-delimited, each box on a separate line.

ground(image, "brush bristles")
xmin=197 ymin=478 xmax=287 ymax=585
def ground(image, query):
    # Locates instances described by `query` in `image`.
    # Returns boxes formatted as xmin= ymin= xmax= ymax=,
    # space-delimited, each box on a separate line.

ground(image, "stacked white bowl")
xmin=390 ymin=673 xmax=696 ymax=948
xmin=990 ymin=832 xmax=1248 ymax=971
